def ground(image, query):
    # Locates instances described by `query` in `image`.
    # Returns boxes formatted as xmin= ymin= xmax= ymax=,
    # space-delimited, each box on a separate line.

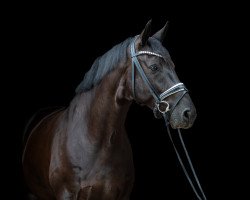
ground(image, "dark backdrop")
xmin=3 ymin=2 xmax=248 ymax=200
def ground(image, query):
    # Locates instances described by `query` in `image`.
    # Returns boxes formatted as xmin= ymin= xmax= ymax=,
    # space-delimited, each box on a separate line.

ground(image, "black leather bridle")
xmin=131 ymin=37 xmax=188 ymax=124
xmin=130 ymin=36 xmax=207 ymax=200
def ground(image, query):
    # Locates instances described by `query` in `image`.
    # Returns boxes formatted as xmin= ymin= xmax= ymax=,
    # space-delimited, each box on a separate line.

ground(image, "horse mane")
xmin=75 ymin=37 xmax=133 ymax=93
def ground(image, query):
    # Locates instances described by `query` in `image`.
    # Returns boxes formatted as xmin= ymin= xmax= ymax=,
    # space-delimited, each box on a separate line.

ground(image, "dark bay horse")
xmin=22 ymin=20 xmax=196 ymax=200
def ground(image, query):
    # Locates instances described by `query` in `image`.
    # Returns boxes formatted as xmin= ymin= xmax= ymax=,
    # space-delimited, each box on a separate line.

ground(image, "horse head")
xmin=122 ymin=20 xmax=197 ymax=129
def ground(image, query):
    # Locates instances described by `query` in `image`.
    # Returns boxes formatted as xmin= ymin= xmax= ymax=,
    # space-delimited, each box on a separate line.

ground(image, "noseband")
xmin=130 ymin=37 xmax=207 ymax=200
xmin=130 ymin=37 xmax=188 ymax=123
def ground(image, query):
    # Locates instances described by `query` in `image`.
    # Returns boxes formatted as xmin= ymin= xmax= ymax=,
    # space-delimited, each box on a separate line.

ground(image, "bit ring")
xmin=156 ymin=101 xmax=170 ymax=114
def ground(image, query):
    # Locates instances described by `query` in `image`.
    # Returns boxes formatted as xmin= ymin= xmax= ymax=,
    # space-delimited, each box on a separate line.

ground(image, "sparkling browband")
xmin=132 ymin=51 xmax=163 ymax=58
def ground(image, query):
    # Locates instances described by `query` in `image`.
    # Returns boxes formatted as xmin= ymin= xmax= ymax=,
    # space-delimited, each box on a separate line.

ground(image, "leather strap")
xmin=164 ymin=114 xmax=207 ymax=200
xmin=131 ymin=40 xmax=160 ymax=102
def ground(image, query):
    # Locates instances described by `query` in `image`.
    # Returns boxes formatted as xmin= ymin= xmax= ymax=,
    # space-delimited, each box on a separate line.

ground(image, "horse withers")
xmin=22 ymin=20 xmax=196 ymax=200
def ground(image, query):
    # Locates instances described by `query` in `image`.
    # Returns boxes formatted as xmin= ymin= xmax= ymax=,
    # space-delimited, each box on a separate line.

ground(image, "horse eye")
xmin=149 ymin=64 xmax=158 ymax=72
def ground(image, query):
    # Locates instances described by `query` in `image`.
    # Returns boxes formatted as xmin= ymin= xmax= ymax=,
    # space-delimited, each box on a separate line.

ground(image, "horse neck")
xmin=68 ymin=66 xmax=131 ymax=141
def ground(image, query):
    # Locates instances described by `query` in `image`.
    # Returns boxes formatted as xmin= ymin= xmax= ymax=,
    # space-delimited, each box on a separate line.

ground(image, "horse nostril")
xmin=183 ymin=109 xmax=191 ymax=121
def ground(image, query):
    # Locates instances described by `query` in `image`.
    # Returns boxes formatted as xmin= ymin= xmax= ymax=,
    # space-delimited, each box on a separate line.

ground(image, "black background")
xmin=2 ymin=2 xmax=248 ymax=200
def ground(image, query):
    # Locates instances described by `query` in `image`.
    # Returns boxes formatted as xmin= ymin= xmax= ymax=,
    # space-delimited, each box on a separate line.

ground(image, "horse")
xmin=22 ymin=20 xmax=197 ymax=200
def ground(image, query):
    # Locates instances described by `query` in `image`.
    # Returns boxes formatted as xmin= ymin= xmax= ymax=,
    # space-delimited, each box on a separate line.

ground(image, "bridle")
xmin=130 ymin=36 xmax=207 ymax=200
xmin=131 ymin=38 xmax=188 ymax=123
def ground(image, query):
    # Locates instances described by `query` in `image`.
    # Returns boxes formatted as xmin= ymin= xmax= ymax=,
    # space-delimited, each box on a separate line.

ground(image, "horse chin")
xmin=152 ymin=107 xmax=195 ymax=129
xmin=169 ymin=117 xmax=193 ymax=129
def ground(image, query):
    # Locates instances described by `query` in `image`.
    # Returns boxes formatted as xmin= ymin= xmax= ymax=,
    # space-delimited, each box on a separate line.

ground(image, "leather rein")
xmin=130 ymin=37 xmax=207 ymax=200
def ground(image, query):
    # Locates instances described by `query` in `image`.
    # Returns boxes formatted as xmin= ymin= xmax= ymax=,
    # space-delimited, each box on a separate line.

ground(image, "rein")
xmin=130 ymin=37 xmax=207 ymax=200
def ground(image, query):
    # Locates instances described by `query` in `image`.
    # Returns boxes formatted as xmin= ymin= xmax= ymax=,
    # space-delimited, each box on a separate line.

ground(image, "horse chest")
xmin=77 ymin=142 xmax=134 ymax=184
xmin=49 ymin=130 xmax=134 ymax=199
xmin=75 ymin=137 xmax=134 ymax=196
xmin=79 ymin=163 xmax=133 ymax=199
xmin=70 ymin=149 xmax=134 ymax=199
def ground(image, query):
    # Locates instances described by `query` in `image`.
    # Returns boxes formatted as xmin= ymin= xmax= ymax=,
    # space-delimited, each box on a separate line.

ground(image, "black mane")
xmin=75 ymin=37 xmax=133 ymax=93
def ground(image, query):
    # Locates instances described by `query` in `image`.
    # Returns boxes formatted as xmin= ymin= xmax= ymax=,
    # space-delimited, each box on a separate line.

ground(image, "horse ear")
xmin=138 ymin=19 xmax=152 ymax=46
xmin=152 ymin=21 xmax=169 ymax=42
